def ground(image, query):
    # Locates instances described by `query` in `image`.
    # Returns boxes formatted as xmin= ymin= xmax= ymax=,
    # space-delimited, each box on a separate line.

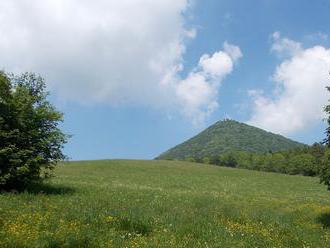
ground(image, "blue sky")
xmin=1 ymin=0 xmax=330 ymax=160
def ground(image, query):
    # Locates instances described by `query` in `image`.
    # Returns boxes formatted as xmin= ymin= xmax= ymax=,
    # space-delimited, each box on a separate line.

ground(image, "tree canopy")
xmin=0 ymin=72 xmax=68 ymax=190
xmin=321 ymin=86 xmax=330 ymax=189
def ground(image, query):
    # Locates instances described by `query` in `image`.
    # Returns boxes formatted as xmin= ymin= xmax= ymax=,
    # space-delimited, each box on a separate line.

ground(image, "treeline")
xmin=183 ymin=143 xmax=327 ymax=176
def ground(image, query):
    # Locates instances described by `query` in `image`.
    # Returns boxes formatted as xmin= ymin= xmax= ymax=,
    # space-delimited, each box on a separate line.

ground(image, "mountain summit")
xmin=157 ymin=119 xmax=305 ymax=160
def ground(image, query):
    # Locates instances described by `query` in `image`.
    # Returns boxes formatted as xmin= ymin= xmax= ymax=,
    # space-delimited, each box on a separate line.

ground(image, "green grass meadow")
xmin=1 ymin=160 xmax=330 ymax=247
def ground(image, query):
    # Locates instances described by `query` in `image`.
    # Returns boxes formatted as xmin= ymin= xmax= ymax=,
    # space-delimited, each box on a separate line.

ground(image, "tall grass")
xmin=0 ymin=160 xmax=329 ymax=247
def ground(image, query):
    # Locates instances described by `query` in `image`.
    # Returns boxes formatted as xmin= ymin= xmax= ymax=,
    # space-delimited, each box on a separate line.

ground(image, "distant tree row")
xmin=183 ymin=143 xmax=326 ymax=177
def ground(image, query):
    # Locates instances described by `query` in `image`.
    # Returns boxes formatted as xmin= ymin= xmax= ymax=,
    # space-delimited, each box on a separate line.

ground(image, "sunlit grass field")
xmin=1 ymin=160 xmax=330 ymax=247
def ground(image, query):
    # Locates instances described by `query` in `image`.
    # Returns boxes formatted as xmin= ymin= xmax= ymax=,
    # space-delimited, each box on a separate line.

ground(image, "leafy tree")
xmin=235 ymin=151 xmax=252 ymax=169
xmin=219 ymin=152 xmax=238 ymax=168
xmin=0 ymin=72 xmax=68 ymax=190
xmin=287 ymin=154 xmax=316 ymax=176
xmin=324 ymin=87 xmax=330 ymax=145
xmin=269 ymin=153 xmax=287 ymax=173
xmin=202 ymin=157 xmax=210 ymax=164
xmin=185 ymin=157 xmax=196 ymax=163
xmin=321 ymin=86 xmax=330 ymax=189
xmin=321 ymin=149 xmax=330 ymax=189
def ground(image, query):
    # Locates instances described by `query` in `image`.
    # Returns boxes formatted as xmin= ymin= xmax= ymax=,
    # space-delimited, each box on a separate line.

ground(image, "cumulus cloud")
xmin=0 ymin=0 xmax=189 ymax=105
xmin=248 ymin=32 xmax=330 ymax=135
xmin=0 ymin=0 xmax=241 ymax=124
xmin=176 ymin=42 xmax=242 ymax=125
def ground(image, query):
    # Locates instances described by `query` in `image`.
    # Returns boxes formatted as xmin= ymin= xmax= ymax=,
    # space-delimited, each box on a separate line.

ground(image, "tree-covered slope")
xmin=157 ymin=119 xmax=305 ymax=160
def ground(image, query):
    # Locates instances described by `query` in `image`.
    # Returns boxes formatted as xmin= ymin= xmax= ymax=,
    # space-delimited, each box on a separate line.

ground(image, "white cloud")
xmin=0 ymin=0 xmax=241 ymax=125
xmin=223 ymin=41 xmax=243 ymax=61
xmin=0 ymin=0 xmax=188 ymax=105
xmin=248 ymin=33 xmax=330 ymax=135
xmin=176 ymin=73 xmax=219 ymax=125
xmin=271 ymin=32 xmax=302 ymax=57
xmin=176 ymin=43 xmax=242 ymax=125
xmin=199 ymin=52 xmax=233 ymax=78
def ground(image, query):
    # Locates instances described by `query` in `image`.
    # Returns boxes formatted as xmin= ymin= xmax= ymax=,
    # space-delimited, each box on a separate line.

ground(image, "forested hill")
xmin=157 ymin=119 xmax=305 ymax=160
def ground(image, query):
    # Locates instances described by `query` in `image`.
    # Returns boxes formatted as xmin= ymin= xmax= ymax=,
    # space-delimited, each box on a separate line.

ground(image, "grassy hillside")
xmin=157 ymin=119 xmax=305 ymax=160
xmin=1 ymin=160 xmax=330 ymax=247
